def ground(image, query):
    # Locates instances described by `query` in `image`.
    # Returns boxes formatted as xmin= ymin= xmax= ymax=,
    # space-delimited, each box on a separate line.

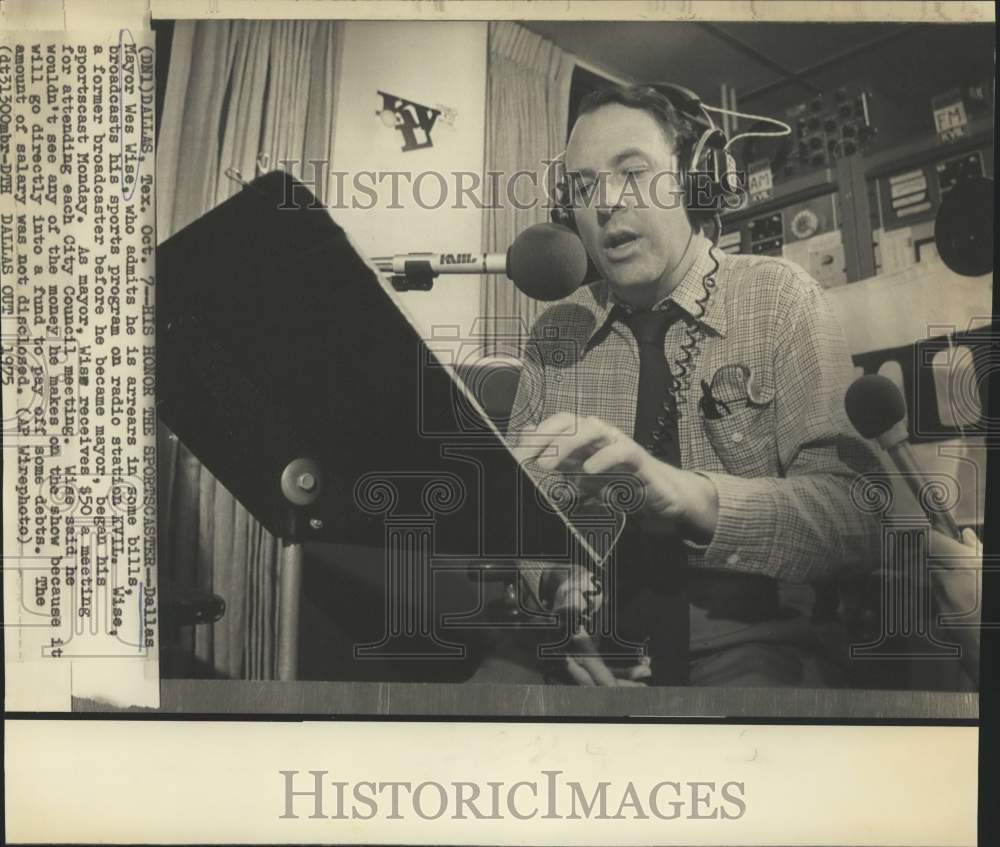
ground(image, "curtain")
xmin=156 ymin=20 xmax=340 ymax=679
xmin=480 ymin=22 xmax=574 ymax=355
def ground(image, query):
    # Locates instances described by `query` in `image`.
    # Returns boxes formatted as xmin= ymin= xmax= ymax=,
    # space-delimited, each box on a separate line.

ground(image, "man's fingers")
xmin=564 ymin=638 xmax=651 ymax=687
xmin=569 ymin=640 xmax=619 ymax=687
xmin=561 ymin=631 xmax=620 ymax=687
xmin=535 ymin=412 xmax=579 ymax=438
xmin=607 ymin=654 xmax=652 ymax=682
xmin=581 ymin=439 xmax=641 ymax=476
xmin=550 ymin=569 xmax=600 ymax=613
xmin=579 ymin=654 xmax=619 ymax=686
xmin=565 ymin=653 xmax=653 ymax=686
xmin=510 ymin=413 xmax=577 ymax=465
xmin=536 ymin=418 xmax=620 ymax=472
xmin=564 ymin=656 xmax=596 ymax=686
xmin=514 ymin=415 xmax=635 ymax=487
xmin=617 ymin=661 xmax=653 ymax=682
xmin=567 ymin=655 xmax=618 ymax=686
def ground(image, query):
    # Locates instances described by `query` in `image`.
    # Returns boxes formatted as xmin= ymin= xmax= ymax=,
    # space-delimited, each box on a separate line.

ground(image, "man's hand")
xmin=561 ymin=630 xmax=652 ymax=687
xmin=539 ymin=568 xmax=649 ymax=686
xmin=515 ymin=412 xmax=719 ymax=543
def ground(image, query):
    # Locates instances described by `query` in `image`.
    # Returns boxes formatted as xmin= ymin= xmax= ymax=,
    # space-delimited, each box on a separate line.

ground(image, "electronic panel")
xmin=786 ymin=86 xmax=876 ymax=173
xmin=748 ymin=212 xmax=784 ymax=256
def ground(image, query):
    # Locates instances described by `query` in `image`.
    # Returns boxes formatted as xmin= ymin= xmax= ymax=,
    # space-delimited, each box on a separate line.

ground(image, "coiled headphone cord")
xmin=575 ymin=243 xmax=721 ymax=631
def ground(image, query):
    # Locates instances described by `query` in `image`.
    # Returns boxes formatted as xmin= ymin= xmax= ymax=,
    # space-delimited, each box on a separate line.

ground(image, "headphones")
xmin=550 ymin=82 xmax=739 ymax=234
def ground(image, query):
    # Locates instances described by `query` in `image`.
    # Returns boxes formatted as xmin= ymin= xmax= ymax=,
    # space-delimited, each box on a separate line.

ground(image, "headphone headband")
xmin=645 ymin=82 xmax=714 ymax=128
xmin=644 ymin=83 xmax=727 ymax=178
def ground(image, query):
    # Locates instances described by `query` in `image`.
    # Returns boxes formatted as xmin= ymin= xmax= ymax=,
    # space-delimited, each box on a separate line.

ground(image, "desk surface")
xmin=74 ymin=680 xmax=978 ymax=719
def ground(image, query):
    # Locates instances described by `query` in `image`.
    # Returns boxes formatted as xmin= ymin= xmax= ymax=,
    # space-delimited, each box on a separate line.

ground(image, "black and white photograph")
xmin=147 ymin=15 xmax=993 ymax=716
xmin=1 ymin=3 xmax=996 ymax=844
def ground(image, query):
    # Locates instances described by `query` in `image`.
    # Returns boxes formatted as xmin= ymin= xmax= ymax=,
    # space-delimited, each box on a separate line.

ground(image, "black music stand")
xmin=156 ymin=171 xmax=592 ymax=680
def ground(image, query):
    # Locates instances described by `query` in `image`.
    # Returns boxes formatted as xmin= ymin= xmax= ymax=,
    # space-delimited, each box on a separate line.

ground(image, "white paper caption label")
xmin=1 ymin=30 xmax=159 ymax=709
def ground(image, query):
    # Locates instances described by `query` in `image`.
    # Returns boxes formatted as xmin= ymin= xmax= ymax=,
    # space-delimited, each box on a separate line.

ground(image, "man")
xmin=474 ymin=83 xmax=883 ymax=688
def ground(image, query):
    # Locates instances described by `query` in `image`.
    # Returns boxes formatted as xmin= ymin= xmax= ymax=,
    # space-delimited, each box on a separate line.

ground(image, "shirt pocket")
xmin=701 ymin=401 xmax=776 ymax=478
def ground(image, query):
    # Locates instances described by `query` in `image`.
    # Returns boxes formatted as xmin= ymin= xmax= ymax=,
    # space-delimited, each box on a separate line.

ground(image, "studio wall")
xmin=329 ymin=21 xmax=489 ymax=342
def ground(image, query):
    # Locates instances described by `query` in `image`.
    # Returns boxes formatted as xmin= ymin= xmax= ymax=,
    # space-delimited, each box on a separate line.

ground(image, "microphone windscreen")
xmin=507 ymin=223 xmax=589 ymax=301
xmin=844 ymin=374 xmax=906 ymax=439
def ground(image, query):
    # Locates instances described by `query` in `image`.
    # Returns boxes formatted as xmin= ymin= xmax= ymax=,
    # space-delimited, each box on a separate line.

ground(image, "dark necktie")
xmin=603 ymin=306 xmax=689 ymax=684
xmin=627 ymin=308 xmax=682 ymax=465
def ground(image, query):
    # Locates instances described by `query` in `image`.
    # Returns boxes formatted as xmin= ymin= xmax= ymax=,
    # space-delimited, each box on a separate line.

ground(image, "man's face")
xmin=564 ymin=103 xmax=692 ymax=301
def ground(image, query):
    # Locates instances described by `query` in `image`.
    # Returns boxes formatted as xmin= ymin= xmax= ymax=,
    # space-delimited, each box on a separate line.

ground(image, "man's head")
xmin=563 ymin=85 xmax=702 ymax=305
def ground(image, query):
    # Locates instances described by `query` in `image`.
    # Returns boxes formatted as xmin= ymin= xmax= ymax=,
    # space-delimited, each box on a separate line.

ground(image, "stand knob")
xmin=280 ymin=458 xmax=323 ymax=506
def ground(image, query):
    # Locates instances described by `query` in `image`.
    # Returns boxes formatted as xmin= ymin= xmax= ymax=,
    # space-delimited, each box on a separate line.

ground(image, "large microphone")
xmin=844 ymin=374 xmax=962 ymax=540
xmin=372 ymin=222 xmax=589 ymax=302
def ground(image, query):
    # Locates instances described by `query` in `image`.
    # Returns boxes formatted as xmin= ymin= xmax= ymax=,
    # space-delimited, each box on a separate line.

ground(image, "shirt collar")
xmin=581 ymin=234 xmax=728 ymax=347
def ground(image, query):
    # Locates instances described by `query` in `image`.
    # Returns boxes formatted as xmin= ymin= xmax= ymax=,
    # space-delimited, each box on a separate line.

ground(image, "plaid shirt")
xmin=508 ymin=233 xmax=883 ymax=649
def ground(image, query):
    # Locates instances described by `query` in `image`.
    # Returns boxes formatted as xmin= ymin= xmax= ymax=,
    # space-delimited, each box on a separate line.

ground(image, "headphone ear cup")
xmin=722 ymin=151 xmax=738 ymax=189
xmin=694 ymin=128 xmax=727 ymax=176
xmin=726 ymin=150 xmax=736 ymax=181
xmin=687 ymin=129 xmax=734 ymax=215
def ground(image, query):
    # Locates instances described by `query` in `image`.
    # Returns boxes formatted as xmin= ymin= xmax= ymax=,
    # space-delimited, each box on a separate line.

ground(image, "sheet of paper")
xmin=1 ymin=25 xmax=160 ymax=710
